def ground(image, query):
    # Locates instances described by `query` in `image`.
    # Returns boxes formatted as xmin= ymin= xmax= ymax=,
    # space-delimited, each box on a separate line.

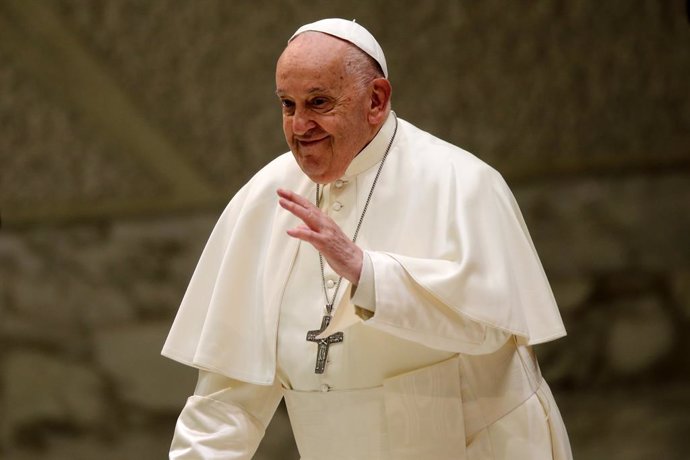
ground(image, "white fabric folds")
xmin=162 ymin=115 xmax=566 ymax=386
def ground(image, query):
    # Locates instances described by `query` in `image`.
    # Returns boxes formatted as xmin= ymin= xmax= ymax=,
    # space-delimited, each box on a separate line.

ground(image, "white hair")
xmin=343 ymin=43 xmax=385 ymax=90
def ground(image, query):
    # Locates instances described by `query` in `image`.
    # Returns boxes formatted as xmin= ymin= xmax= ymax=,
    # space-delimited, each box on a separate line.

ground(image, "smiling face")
xmin=275 ymin=33 xmax=381 ymax=184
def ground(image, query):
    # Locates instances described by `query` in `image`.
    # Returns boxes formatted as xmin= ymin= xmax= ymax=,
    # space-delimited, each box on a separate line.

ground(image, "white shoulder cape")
xmin=162 ymin=118 xmax=566 ymax=385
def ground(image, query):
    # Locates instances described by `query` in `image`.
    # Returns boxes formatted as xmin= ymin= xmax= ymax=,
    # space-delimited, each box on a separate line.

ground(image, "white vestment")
xmin=163 ymin=114 xmax=572 ymax=459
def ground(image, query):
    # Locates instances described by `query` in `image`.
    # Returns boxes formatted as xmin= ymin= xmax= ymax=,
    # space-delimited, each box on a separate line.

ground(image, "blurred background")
xmin=0 ymin=0 xmax=689 ymax=459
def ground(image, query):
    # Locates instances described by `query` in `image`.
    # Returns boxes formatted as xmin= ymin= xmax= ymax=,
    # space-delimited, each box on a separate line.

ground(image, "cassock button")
xmin=334 ymin=179 xmax=345 ymax=189
xmin=332 ymin=201 xmax=343 ymax=211
xmin=326 ymin=279 xmax=336 ymax=289
xmin=321 ymin=384 xmax=331 ymax=392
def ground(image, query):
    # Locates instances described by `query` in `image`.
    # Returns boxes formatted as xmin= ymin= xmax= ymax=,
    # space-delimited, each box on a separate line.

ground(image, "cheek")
xmin=282 ymin=118 xmax=292 ymax=139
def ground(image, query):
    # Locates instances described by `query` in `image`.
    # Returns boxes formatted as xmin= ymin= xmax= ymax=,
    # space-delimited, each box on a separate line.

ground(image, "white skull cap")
xmin=289 ymin=18 xmax=388 ymax=78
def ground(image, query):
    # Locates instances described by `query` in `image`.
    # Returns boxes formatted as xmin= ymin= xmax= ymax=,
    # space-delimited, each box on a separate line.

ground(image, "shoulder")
xmin=395 ymin=118 xmax=507 ymax=195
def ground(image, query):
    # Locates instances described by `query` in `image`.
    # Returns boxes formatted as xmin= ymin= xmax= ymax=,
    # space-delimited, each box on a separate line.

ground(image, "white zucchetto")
xmin=289 ymin=18 xmax=389 ymax=78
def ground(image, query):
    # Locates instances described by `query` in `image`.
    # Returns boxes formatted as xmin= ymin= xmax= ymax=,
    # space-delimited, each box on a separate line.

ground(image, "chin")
xmin=295 ymin=158 xmax=327 ymax=183
xmin=302 ymin=166 xmax=341 ymax=184
xmin=303 ymin=170 xmax=331 ymax=184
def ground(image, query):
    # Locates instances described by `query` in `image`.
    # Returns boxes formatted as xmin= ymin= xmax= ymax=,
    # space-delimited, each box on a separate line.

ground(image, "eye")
xmin=280 ymin=99 xmax=295 ymax=113
xmin=309 ymin=96 xmax=333 ymax=112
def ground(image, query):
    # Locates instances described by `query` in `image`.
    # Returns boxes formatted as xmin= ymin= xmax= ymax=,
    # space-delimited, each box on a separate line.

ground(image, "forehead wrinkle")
xmin=277 ymin=33 xmax=349 ymax=73
xmin=307 ymin=86 xmax=333 ymax=94
xmin=276 ymin=35 xmax=354 ymax=100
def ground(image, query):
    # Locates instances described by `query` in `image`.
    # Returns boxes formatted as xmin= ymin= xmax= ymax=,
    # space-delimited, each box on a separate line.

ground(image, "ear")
xmin=367 ymin=78 xmax=392 ymax=125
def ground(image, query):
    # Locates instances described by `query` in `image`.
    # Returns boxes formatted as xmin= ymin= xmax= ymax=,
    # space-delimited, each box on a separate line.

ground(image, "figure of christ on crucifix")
xmin=306 ymin=313 xmax=344 ymax=374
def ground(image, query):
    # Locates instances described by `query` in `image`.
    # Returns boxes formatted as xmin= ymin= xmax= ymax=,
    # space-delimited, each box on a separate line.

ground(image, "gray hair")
xmin=343 ymin=43 xmax=385 ymax=90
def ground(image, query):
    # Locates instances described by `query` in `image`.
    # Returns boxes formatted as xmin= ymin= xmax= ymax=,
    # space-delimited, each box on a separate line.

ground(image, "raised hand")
xmin=277 ymin=188 xmax=362 ymax=285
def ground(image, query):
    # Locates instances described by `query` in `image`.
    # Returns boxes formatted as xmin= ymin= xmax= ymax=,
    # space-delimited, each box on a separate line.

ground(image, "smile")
xmin=297 ymin=136 xmax=329 ymax=147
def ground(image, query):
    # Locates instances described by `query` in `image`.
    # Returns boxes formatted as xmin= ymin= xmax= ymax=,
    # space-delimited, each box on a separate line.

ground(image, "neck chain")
xmin=316 ymin=116 xmax=398 ymax=315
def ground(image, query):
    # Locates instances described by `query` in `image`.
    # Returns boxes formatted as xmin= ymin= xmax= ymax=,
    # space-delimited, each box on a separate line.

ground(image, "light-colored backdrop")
xmin=1 ymin=1 xmax=689 ymax=459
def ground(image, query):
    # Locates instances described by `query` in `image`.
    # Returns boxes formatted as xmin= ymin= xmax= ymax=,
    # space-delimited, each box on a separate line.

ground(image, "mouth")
xmin=296 ymin=136 xmax=329 ymax=148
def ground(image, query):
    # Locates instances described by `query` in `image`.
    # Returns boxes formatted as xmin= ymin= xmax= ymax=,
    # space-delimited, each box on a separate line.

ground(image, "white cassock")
xmin=162 ymin=113 xmax=573 ymax=459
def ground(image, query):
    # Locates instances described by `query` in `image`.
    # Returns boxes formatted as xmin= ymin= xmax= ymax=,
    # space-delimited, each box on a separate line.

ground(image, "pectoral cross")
xmin=306 ymin=313 xmax=344 ymax=374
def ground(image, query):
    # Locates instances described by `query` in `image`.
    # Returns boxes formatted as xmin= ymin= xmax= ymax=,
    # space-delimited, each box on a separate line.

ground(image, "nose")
xmin=291 ymin=106 xmax=315 ymax=136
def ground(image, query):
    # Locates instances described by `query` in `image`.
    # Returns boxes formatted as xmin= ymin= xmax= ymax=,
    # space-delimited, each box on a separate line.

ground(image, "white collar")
xmin=341 ymin=112 xmax=396 ymax=180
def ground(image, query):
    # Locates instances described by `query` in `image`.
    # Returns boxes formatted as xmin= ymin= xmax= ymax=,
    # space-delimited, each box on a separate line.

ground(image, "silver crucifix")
xmin=306 ymin=314 xmax=344 ymax=374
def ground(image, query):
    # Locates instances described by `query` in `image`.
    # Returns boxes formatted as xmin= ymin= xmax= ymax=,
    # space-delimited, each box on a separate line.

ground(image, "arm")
xmin=170 ymin=371 xmax=283 ymax=460
xmin=278 ymin=188 xmax=510 ymax=355
xmin=352 ymin=250 xmax=511 ymax=355
xmin=278 ymin=166 xmax=565 ymax=353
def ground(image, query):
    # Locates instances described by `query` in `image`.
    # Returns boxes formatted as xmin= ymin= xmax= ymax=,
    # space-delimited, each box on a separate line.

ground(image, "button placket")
xmin=321 ymin=178 xmax=356 ymax=298
xmin=331 ymin=179 xmax=347 ymax=212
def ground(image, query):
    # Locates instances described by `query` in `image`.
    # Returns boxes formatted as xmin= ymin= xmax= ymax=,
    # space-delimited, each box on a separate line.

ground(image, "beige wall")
xmin=1 ymin=1 xmax=689 ymax=458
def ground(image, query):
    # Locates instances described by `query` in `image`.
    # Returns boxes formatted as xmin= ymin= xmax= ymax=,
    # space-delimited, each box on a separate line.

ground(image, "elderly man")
xmin=163 ymin=18 xmax=572 ymax=460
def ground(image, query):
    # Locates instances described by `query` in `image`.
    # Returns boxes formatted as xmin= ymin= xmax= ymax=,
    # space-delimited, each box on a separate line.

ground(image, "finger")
xmin=286 ymin=225 xmax=310 ymax=238
xmin=277 ymin=189 xmax=321 ymax=226
xmin=286 ymin=225 xmax=323 ymax=247
xmin=276 ymin=188 xmax=314 ymax=210
xmin=279 ymin=198 xmax=322 ymax=230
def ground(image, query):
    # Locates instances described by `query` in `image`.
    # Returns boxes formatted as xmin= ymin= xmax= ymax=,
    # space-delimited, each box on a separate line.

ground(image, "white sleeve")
xmin=170 ymin=371 xmax=283 ymax=459
xmin=350 ymin=250 xmax=376 ymax=312
xmin=364 ymin=251 xmax=511 ymax=355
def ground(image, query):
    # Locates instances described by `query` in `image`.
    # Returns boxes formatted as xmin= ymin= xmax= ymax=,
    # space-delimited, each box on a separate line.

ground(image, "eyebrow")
xmin=275 ymin=86 xmax=331 ymax=97
xmin=307 ymin=87 xmax=329 ymax=94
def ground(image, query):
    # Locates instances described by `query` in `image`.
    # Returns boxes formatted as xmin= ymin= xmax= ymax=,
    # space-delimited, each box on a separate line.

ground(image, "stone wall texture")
xmin=1 ymin=0 xmax=689 ymax=459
